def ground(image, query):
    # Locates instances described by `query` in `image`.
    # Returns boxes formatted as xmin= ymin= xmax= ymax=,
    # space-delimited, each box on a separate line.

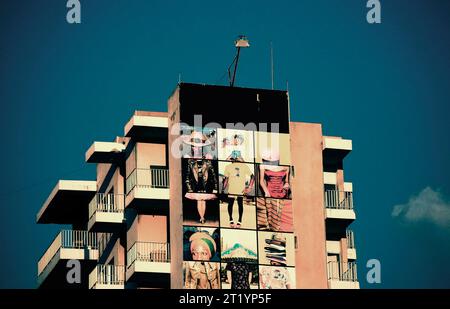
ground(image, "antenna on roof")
xmin=228 ymin=35 xmax=250 ymax=87
xmin=271 ymin=41 xmax=274 ymax=90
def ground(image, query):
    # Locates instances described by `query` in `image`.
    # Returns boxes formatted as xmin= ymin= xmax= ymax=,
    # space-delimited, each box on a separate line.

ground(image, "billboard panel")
xmin=177 ymin=84 xmax=295 ymax=289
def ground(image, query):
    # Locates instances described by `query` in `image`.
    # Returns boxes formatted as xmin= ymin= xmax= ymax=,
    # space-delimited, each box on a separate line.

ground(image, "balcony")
xmin=125 ymin=168 xmax=170 ymax=213
xmin=322 ymin=136 xmax=352 ymax=164
xmin=327 ymin=261 xmax=359 ymax=289
xmin=346 ymin=230 xmax=356 ymax=260
xmin=124 ymin=112 xmax=168 ymax=143
xmin=89 ymin=265 xmax=125 ymax=289
xmin=85 ymin=142 xmax=125 ymax=163
xmin=88 ymin=193 xmax=125 ymax=232
xmin=126 ymin=242 xmax=170 ymax=288
xmin=325 ymin=230 xmax=357 ymax=260
xmin=37 ymin=230 xmax=98 ymax=289
xmin=98 ymin=233 xmax=114 ymax=262
xmin=36 ymin=180 xmax=97 ymax=225
xmin=324 ymin=190 xmax=355 ymax=232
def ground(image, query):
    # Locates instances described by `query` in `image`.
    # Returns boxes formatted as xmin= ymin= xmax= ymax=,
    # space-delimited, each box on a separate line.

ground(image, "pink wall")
xmin=105 ymin=238 xmax=125 ymax=266
xmin=126 ymin=147 xmax=136 ymax=178
xmin=128 ymin=215 xmax=167 ymax=250
xmin=168 ymin=87 xmax=184 ymax=289
xmin=137 ymin=215 xmax=167 ymax=243
xmin=97 ymin=163 xmax=112 ymax=188
xmin=290 ymin=122 xmax=328 ymax=288
xmin=96 ymin=163 xmax=123 ymax=194
xmin=136 ymin=143 xmax=166 ymax=168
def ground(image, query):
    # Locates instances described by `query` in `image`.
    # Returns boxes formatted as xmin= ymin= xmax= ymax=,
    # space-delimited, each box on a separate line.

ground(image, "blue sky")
xmin=1 ymin=0 xmax=449 ymax=288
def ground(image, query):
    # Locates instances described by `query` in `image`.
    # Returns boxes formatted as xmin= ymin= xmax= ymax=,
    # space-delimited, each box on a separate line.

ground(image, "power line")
xmin=214 ymin=69 xmax=229 ymax=85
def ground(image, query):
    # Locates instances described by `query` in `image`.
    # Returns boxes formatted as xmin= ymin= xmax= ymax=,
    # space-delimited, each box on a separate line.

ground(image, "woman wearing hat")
xmin=189 ymin=232 xmax=217 ymax=261
xmin=182 ymin=130 xmax=216 ymax=160
xmin=184 ymin=231 xmax=220 ymax=289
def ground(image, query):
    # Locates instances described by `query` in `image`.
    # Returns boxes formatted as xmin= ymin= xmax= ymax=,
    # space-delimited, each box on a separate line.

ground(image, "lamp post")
xmin=228 ymin=35 xmax=250 ymax=87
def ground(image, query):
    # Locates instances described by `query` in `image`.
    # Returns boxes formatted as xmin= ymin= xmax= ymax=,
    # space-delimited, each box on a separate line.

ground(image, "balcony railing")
xmin=327 ymin=261 xmax=358 ymax=282
xmin=126 ymin=167 xmax=170 ymax=195
xmin=346 ymin=230 xmax=355 ymax=249
xmin=89 ymin=193 xmax=125 ymax=220
xmin=97 ymin=232 xmax=113 ymax=260
xmin=38 ymin=230 xmax=98 ymax=275
xmin=89 ymin=264 xmax=125 ymax=288
xmin=324 ymin=190 xmax=353 ymax=210
xmin=127 ymin=241 xmax=170 ymax=268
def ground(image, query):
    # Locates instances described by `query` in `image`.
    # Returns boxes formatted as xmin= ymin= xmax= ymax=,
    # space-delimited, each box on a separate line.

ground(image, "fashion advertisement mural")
xmin=178 ymin=85 xmax=295 ymax=290
xmin=183 ymin=226 xmax=220 ymax=262
xmin=220 ymin=228 xmax=258 ymax=264
xmin=254 ymin=132 xmax=291 ymax=166
xmin=257 ymin=232 xmax=295 ymax=267
xmin=180 ymin=125 xmax=217 ymax=160
xmin=256 ymin=198 xmax=293 ymax=232
xmin=181 ymin=127 xmax=296 ymax=289
xmin=259 ymin=266 xmax=296 ymax=289
xmin=182 ymin=158 xmax=219 ymax=225
xmin=221 ymin=262 xmax=259 ymax=289
xmin=183 ymin=261 xmax=221 ymax=289
xmin=256 ymin=163 xmax=291 ymax=199
xmin=217 ymin=128 xmax=254 ymax=163
xmin=219 ymin=197 xmax=256 ymax=230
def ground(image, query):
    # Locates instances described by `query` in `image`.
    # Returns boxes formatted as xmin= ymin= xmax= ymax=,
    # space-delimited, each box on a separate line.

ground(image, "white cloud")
xmin=392 ymin=187 xmax=450 ymax=229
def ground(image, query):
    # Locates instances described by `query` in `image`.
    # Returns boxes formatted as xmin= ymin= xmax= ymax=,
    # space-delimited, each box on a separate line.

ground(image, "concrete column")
xmin=168 ymin=87 xmax=183 ymax=289
xmin=336 ymin=169 xmax=345 ymax=205
xmin=290 ymin=122 xmax=328 ymax=288
xmin=339 ymin=237 xmax=348 ymax=275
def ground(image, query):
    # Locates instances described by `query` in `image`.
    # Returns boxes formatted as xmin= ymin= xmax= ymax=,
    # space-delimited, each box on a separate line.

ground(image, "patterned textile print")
xmin=266 ymin=199 xmax=282 ymax=231
xmin=226 ymin=262 xmax=251 ymax=289
xmin=256 ymin=198 xmax=269 ymax=230
xmin=257 ymin=198 xmax=284 ymax=231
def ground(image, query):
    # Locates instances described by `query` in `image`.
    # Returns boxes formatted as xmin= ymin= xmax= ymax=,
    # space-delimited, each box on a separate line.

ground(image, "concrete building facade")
xmin=36 ymin=83 xmax=358 ymax=289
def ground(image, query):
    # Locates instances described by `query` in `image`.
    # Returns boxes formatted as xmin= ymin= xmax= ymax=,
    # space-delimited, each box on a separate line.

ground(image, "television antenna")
xmin=228 ymin=35 xmax=250 ymax=87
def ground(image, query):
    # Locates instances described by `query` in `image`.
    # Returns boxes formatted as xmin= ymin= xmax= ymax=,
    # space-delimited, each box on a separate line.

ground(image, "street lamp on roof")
xmin=228 ymin=35 xmax=250 ymax=87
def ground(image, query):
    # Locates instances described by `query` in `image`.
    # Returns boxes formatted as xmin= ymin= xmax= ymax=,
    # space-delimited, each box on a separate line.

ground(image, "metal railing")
xmin=126 ymin=167 xmax=170 ymax=195
xmin=97 ymin=232 xmax=113 ymax=260
xmin=89 ymin=264 xmax=125 ymax=288
xmin=324 ymin=190 xmax=353 ymax=210
xmin=38 ymin=230 xmax=98 ymax=275
xmin=346 ymin=230 xmax=355 ymax=249
xmin=127 ymin=241 xmax=170 ymax=268
xmin=89 ymin=193 xmax=125 ymax=220
xmin=327 ymin=261 xmax=358 ymax=282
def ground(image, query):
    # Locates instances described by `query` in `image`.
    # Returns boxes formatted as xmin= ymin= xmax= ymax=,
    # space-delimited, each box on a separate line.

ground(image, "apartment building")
xmin=36 ymin=83 xmax=358 ymax=289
